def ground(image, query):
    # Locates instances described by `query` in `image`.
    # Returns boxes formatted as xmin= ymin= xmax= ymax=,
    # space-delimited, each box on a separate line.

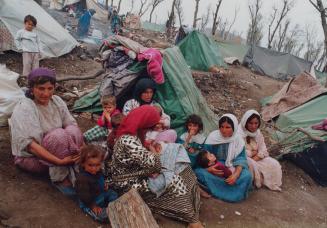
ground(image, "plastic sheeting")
xmin=73 ymin=47 xmax=217 ymax=135
xmin=0 ymin=64 xmax=24 ymax=126
xmin=243 ymin=45 xmax=313 ymax=80
xmin=178 ymin=31 xmax=226 ymax=71
xmin=0 ymin=0 xmax=78 ymax=57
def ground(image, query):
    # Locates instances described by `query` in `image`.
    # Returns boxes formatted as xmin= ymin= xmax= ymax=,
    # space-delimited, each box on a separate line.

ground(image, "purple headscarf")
xmin=26 ymin=68 xmax=56 ymax=99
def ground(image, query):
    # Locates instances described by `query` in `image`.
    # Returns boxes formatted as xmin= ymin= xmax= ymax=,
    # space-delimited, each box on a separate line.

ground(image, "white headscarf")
xmin=238 ymin=109 xmax=261 ymax=138
xmin=238 ymin=110 xmax=269 ymax=158
xmin=205 ymin=114 xmax=245 ymax=167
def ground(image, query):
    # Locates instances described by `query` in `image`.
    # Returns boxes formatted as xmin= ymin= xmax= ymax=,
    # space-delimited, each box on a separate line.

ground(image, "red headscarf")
xmin=115 ymin=105 xmax=161 ymax=143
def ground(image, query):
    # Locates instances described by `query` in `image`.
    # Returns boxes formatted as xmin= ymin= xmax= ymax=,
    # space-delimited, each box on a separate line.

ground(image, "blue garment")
xmin=111 ymin=15 xmax=120 ymax=33
xmin=195 ymin=143 xmax=252 ymax=202
xmin=77 ymin=11 xmax=92 ymax=37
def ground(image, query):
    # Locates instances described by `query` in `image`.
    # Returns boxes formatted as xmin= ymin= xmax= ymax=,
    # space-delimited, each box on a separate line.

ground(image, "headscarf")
xmin=133 ymin=78 xmax=157 ymax=105
xmin=238 ymin=110 xmax=269 ymax=158
xmin=89 ymin=9 xmax=96 ymax=16
xmin=205 ymin=114 xmax=245 ymax=167
xmin=26 ymin=68 xmax=56 ymax=98
xmin=115 ymin=105 xmax=160 ymax=143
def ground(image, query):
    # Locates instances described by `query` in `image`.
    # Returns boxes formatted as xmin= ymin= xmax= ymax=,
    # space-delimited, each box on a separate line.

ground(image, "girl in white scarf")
xmin=239 ymin=110 xmax=282 ymax=191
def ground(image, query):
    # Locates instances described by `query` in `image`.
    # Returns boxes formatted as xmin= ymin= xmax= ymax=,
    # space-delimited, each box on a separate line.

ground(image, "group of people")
xmin=10 ymin=64 xmax=282 ymax=227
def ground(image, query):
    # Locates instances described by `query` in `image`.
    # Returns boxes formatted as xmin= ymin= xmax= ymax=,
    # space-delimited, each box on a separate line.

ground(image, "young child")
xmin=84 ymin=95 xmax=120 ymax=143
xmin=177 ymin=114 xmax=206 ymax=168
xmin=197 ymin=150 xmax=232 ymax=178
xmin=15 ymin=15 xmax=41 ymax=77
xmin=76 ymin=145 xmax=118 ymax=223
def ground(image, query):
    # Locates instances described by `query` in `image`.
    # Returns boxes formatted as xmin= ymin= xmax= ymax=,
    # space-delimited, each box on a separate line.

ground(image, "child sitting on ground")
xmin=84 ymin=95 xmax=120 ymax=143
xmin=76 ymin=145 xmax=118 ymax=223
xmin=15 ymin=15 xmax=41 ymax=76
xmin=197 ymin=150 xmax=232 ymax=178
xmin=177 ymin=114 xmax=206 ymax=168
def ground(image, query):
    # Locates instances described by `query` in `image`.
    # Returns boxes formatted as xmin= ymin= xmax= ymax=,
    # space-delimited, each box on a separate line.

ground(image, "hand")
xmin=103 ymin=111 xmax=111 ymax=122
xmin=225 ymin=173 xmax=239 ymax=185
xmin=148 ymin=144 xmax=159 ymax=154
xmin=58 ymin=154 xmax=80 ymax=165
xmin=252 ymin=155 xmax=262 ymax=161
xmin=150 ymin=173 xmax=159 ymax=178
xmin=92 ymin=206 xmax=102 ymax=215
xmin=207 ymin=165 xmax=224 ymax=177
xmin=188 ymin=147 xmax=195 ymax=153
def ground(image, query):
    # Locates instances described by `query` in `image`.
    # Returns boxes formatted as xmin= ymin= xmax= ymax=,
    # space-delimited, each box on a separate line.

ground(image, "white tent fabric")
xmin=86 ymin=0 xmax=108 ymax=21
xmin=0 ymin=64 xmax=25 ymax=127
xmin=0 ymin=0 xmax=78 ymax=58
xmin=49 ymin=0 xmax=81 ymax=10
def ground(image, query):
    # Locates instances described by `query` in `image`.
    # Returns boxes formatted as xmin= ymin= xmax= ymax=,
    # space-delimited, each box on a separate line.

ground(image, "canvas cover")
xmin=261 ymin=72 xmax=327 ymax=121
xmin=74 ymin=47 xmax=217 ymax=135
xmin=49 ymin=0 xmax=80 ymax=10
xmin=315 ymin=69 xmax=327 ymax=86
xmin=0 ymin=0 xmax=78 ymax=57
xmin=0 ymin=64 xmax=25 ymax=127
xmin=272 ymin=94 xmax=327 ymax=155
xmin=216 ymin=41 xmax=249 ymax=62
xmin=141 ymin=21 xmax=166 ymax=32
xmin=243 ymin=45 xmax=313 ymax=80
xmin=178 ymin=31 xmax=226 ymax=71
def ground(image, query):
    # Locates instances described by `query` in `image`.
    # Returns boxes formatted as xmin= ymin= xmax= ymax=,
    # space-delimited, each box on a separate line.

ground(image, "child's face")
xmin=82 ymin=157 xmax=102 ymax=175
xmin=140 ymin=88 xmax=154 ymax=103
xmin=154 ymin=123 xmax=164 ymax=131
xmin=103 ymin=104 xmax=116 ymax=114
xmin=153 ymin=142 xmax=162 ymax=153
xmin=206 ymin=152 xmax=217 ymax=166
xmin=24 ymin=20 xmax=35 ymax=31
xmin=187 ymin=123 xmax=199 ymax=135
xmin=219 ymin=121 xmax=234 ymax=138
xmin=246 ymin=117 xmax=260 ymax=133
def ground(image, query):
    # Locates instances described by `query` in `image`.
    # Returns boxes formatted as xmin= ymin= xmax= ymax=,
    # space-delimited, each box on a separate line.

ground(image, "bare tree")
xmin=200 ymin=5 xmax=211 ymax=32
xmin=129 ymin=0 xmax=136 ymax=13
xmin=175 ymin=0 xmax=184 ymax=26
xmin=211 ymin=0 xmax=223 ymax=35
xmin=149 ymin=0 xmax=165 ymax=22
xmin=246 ymin=0 xmax=263 ymax=45
xmin=272 ymin=19 xmax=291 ymax=52
xmin=282 ymin=24 xmax=303 ymax=54
xmin=139 ymin=0 xmax=150 ymax=17
xmin=267 ymin=0 xmax=294 ymax=49
xmin=223 ymin=6 xmax=239 ymax=40
xmin=303 ymin=25 xmax=323 ymax=63
xmin=117 ymin=0 xmax=123 ymax=13
xmin=193 ymin=0 xmax=201 ymax=29
xmin=309 ymin=0 xmax=327 ymax=74
xmin=166 ymin=0 xmax=177 ymax=38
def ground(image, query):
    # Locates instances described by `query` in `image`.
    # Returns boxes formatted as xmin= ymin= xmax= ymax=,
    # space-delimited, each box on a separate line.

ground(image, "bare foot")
xmin=188 ymin=221 xmax=204 ymax=228
xmin=199 ymin=188 xmax=211 ymax=199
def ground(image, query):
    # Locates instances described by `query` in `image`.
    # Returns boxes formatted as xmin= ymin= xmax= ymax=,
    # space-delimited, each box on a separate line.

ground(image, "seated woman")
xmin=123 ymin=78 xmax=161 ymax=115
xmin=106 ymin=105 xmax=203 ymax=228
xmin=10 ymin=68 xmax=83 ymax=193
xmin=239 ymin=110 xmax=282 ymax=191
xmin=195 ymin=114 xmax=252 ymax=202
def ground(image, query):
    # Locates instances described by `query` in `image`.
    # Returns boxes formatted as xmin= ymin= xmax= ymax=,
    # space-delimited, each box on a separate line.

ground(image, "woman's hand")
xmin=252 ymin=155 xmax=262 ymax=161
xmin=225 ymin=166 xmax=242 ymax=185
xmin=57 ymin=154 xmax=80 ymax=166
xmin=91 ymin=205 xmax=102 ymax=215
xmin=207 ymin=166 xmax=224 ymax=177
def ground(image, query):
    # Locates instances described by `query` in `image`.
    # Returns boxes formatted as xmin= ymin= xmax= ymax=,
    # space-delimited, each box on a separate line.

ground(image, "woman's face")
xmin=32 ymin=81 xmax=54 ymax=105
xmin=140 ymin=88 xmax=154 ymax=103
xmin=219 ymin=121 xmax=234 ymax=138
xmin=246 ymin=117 xmax=260 ymax=133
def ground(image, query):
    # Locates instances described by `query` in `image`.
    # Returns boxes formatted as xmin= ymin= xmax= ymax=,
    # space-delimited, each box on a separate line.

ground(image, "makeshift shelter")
xmin=49 ymin=0 xmax=80 ymax=10
xmin=216 ymin=41 xmax=249 ymax=63
xmin=243 ymin=45 xmax=313 ymax=80
xmin=178 ymin=31 xmax=226 ymax=71
xmin=315 ymin=69 xmax=327 ymax=86
xmin=73 ymin=38 xmax=217 ymax=135
xmin=0 ymin=0 xmax=78 ymax=58
xmin=0 ymin=64 xmax=24 ymax=127
xmin=141 ymin=22 xmax=166 ymax=33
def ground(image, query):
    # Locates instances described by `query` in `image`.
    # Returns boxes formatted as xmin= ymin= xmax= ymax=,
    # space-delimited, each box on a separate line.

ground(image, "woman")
xmin=195 ymin=114 xmax=252 ymax=202
xmin=77 ymin=9 xmax=96 ymax=38
xmin=122 ymin=78 xmax=159 ymax=115
xmin=10 ymin=68 xmax=83 ymax=193
xmin=106 ymin=105 xmax=202 ymax=228
xmin=239 ymin=110 xmax=282 ymax=191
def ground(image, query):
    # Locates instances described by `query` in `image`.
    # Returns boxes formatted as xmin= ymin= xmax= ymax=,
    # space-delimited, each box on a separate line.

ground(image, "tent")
xmin=315 ymin=69 xmax=327 ymax=86
xmin=141 ymin=21 xmax=166 ymax=33
xmin=178 ymin=31 xmax=226 ymax=71
xmin=0 ymin=0 xmax=78 ymax=58
xmin=216 ymin=41 xmax=249 ymax=62
xmin=243 ymin=45 xmax=313 ymax=80
xmin=73 ymin=46 xmax=218 ymax=135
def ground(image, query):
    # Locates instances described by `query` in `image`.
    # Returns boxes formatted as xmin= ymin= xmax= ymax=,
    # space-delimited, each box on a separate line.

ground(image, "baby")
xmin=197 ymin=150 xmax=232 ymax=178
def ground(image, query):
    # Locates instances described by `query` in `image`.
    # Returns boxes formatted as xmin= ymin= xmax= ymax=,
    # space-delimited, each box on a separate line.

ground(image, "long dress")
xmin=246 ymin=137 xmax=282 ymax=191
xmin=195 ymin=143 xmax=252 ymax=202
xmin=106 ymin=135 xmax=200 ymax=223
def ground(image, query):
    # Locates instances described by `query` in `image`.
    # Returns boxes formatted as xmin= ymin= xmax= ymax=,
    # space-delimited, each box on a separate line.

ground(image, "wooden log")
xmin=107 ymin=189 xmax=159 ymax=228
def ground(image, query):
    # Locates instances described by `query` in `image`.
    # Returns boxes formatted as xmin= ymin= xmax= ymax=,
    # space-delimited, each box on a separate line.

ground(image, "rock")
xmin=235 ymin=211 xmax=241 ymax=216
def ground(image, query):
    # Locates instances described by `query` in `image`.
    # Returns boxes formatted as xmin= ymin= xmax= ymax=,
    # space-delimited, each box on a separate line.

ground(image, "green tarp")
xmin=73 ymin=47 xmax=217 ymax=135
xmin=315 ymin=69 xmax=327 ymax=86
xmin=216 ymin=41 xmax=249 ymax=62
xmin=141 ymin=21 xmax=166 ymax=32
xmin=272 ymin=94 xmax=327 ymax=155
xmin=178 ymin=31 xmax=226 ymax=71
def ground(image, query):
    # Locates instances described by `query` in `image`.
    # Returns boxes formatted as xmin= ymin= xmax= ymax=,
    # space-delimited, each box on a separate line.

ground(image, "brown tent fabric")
xmin=261 ymin=72 xmax=327 ymax=121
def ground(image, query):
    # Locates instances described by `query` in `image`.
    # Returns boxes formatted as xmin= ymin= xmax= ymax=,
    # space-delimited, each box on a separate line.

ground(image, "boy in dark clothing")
xmin=76 ymin=145 xmax=118 ymax=223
